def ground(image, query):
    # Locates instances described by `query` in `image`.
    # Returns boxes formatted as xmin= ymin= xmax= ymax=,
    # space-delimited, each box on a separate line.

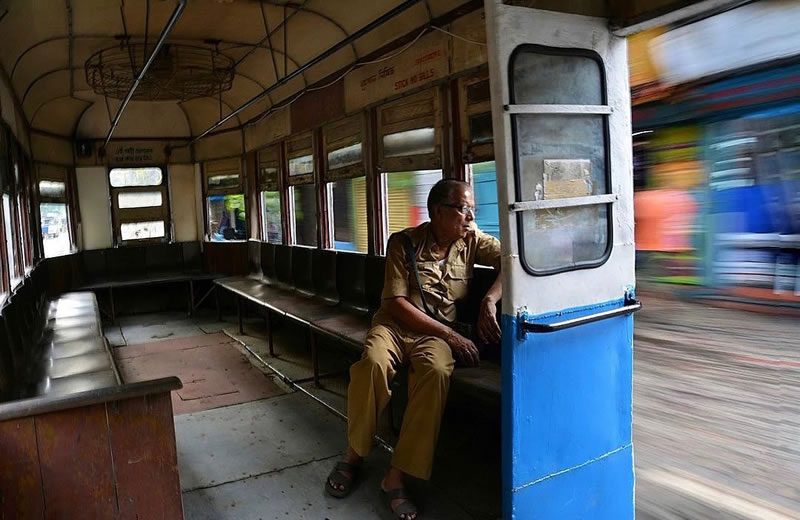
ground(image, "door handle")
xmin=519 ymin=298 xmax=642 ymax=334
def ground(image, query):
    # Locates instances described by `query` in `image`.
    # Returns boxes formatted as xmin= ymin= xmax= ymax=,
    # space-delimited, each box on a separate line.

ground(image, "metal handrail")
xmin=103 ymin=0 xmax=186 ymax=148
xmin=520 ymin=299 xmax=642 ymax=334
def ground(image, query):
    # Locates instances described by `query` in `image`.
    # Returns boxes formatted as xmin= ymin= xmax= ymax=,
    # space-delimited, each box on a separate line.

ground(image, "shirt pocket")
xmin=446 ymin=264 xmax=472 ymax=300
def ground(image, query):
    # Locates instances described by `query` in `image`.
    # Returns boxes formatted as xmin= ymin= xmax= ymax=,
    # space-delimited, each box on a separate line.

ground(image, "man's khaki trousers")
xmin=347 ymin=324 xmax=454 ymax=480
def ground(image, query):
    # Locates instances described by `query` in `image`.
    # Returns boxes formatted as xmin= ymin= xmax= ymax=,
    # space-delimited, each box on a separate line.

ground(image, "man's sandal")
xmin=325 ymin=461 xmax=359 ymax=498
xmin=382 ymin=487 xmax=418 ymax=519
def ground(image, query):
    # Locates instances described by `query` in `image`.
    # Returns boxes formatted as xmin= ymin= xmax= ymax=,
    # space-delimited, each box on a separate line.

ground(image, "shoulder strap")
xmin=391 ymin=231 xmax=436 ymax=319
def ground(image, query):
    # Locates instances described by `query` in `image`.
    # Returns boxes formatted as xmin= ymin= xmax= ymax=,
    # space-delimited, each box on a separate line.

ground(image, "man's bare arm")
xmin=477 ymin=267 xmax=502 ymax=344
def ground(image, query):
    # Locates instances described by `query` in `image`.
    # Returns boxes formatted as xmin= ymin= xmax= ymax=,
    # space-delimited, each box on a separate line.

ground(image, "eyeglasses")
xmin=441 ymin=203 xmax=476 ymax=217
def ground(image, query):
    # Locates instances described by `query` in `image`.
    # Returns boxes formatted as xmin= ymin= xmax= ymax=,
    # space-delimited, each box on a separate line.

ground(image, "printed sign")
xmin=345 ymin=32 xmax=449 ymax=113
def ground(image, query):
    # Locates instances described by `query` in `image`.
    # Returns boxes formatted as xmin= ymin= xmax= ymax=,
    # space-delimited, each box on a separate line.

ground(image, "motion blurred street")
xmin=634 ymin=291 xmax=799 ymax=519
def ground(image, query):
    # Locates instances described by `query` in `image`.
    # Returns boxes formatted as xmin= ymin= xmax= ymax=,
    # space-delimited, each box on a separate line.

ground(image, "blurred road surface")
xmin=634 ymin=292 xmax=800 ymax=519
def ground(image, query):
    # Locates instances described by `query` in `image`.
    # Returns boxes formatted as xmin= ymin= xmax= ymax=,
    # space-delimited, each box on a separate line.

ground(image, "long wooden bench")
xmin=0 ymin=265 xmax=184 ymax=519
xmin=77 ymin=242 xmax=221 ymax=321
xmin=215 ymin=240 xmax=501 ymax=410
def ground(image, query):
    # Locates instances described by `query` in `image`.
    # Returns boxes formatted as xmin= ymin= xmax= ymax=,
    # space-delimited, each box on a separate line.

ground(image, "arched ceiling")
xmin=0 ymin=0 xmax=476 ymax=140
xmin=0 ymin=0 xmax=732 ymax=142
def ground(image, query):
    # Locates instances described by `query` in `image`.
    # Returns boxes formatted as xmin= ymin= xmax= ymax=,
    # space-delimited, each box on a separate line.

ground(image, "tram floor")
xmin=102 ymin=291 xmax=800 ymax=519
xmin=105 ymin=308 xmax=501 ymax=520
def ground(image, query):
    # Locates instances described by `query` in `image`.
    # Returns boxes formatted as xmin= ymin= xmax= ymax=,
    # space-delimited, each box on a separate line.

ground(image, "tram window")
xmin=37 ymin=164 xmax=72 ymax=258
xmin=383 ymin=128 xmax=436 ymax=158
xmin=328 ymin=143 xmax=362 ymax=170
xmin=324 ymin=114 xmax=366 ymax=252
xmin=120 ymin=220 xmax=166 ymax=241
xmin=510 ymin=46 xmax=612 ymax=274
xmin=384 ymin=170 xmax=442 ymax=238
xmin=257 ymin=145 xmax=283 ymax=244
xmin=468 ymin=114 xmax=494 ymax=146
xmin=39 ymin=180 xmax=65 ymax=199
xmin=328 ymin=177 xmax=367 ymax=253
xmin=40 ymin=203 xmax=70 ymax=258
xmin=207 ymin=174 xmax=240 ymax=190
xmin=291 ymin=184 xmax=317 ymax=247
xmin=118 ymin=191 xmax=163 ymax=208
xmin=260 ymin=190 xmax=283 ymax=243
xmin=287 ymin=132 xmax=315 ymax=181
xmin=208 ymin=194 xmax=246 ymax=241
xmin=110 ymin=166 xmax=169 ymax=244
xmin=512 ymin=51 xmax=603 ymax=105
xmin=470 ymin=161 xmax=500 ymax=240
xmin=3 ymin=194 xmax=17 ymax=285
xmin=109 ymin=167 xmax=162 ymax=187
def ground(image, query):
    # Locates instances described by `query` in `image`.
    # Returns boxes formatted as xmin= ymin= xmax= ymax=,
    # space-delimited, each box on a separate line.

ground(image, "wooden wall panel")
xmin=35 ymin=403 xmax=117 ymax=519
xmin=107 ymin=393 xmax=183 ymax=520
xmin=0 ymin=418 xmax=45 ymax=519
xmin=290 ymin=81 xmax=345 ymax=135
xmin=204 ymin=241 xmax=248 ymax=275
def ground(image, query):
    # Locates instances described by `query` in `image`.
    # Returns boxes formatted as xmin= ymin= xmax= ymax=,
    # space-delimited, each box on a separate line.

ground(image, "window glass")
xmin=109 ymin=167 xmax=162 ymax=187
xmin=512 ymin=51 xmax=603 ymax=105
xmin=330 ymin=177 xmax=367 ymax=252
xmin=511 ymin=47 xmax=610 ymax=274
xmin=120 ymin=221 xmax=166 ymax=241
xmin=328 ymin=143 xmax=362 ymax=170
xmin=385 ymin=170 xmax=441 ymax=237
xmin=289 ymin=154 xmax=314 ymax=177
xmin=471 ymin=161 xmax=500 ymax=239
xmin=40 ymin=202 xmax=70 ymax=258
xmin=208 ymin=174 xmax=240 ymax=190
xmin=469 ymin=113 xmax=494 ymax=146
xmin=39 ymin=180 xmax=66 ymax=199
xmin=16 ymin=196 xmax=27 ymax=269
xmin=3 ymin=194 xmax=16 ymax=282
xmin=523 ymin=206 xmax=608 ymax=271
xmin=260 ymin=190 xmax=283 ymax=243
xmin=514 ymin=114 xmax=607 ymax=200
xmin=292 ymin=184 xmax=317 ymax=246
xmin=383 ymin=128 xmax=436 ymax=158
xmin=118 ymin=191 xmax=163 ymax=208
xmin=208 ymin=194 xmax=246 ymax=241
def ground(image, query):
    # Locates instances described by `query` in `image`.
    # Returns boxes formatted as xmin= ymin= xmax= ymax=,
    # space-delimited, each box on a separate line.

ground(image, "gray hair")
xmin=427 ymin=179 xmax=470 ymax=217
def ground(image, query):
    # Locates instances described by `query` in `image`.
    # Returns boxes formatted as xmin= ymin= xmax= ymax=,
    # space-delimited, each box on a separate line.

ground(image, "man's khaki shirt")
xmin=372 ymin=222 xmax=501 ymax=330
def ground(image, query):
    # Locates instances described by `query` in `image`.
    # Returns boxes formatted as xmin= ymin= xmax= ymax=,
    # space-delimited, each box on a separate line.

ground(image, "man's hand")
xmin=477 ymin=297 xmax=501 ymax=345
xmin=445 ymin=330 xmax=480 ymax=367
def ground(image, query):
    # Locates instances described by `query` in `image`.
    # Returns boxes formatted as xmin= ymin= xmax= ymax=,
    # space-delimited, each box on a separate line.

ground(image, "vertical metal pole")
xmin=310 ymin=330 xmax=320 ymax=387
xmin=266 ymin=311 xmax=275 ymax=356
xmin=237 ymin=297 xmax=244 ymax=335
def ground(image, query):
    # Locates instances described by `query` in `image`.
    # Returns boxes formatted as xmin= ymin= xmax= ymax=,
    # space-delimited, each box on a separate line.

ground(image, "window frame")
xmin=257 ymin=144 xmax=284 ymax=244
xmin=203 ymin=157 xmax=247 ymax=242
xmin=108 ymin=165 xmax=171 ymax=246
xmin=459 ymin=69 xmax=494 ymax=163
xmin=377 ymin=88 xmax=443 ymax=172
xmin=323 ymin=114 xmax=368 ymax=253
xmin=508 ymin=44 xmax=614 ymax=276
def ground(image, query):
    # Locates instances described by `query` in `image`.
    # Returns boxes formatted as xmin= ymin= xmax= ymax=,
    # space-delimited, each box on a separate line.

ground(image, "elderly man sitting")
xmin=325 ymin=179 xmax=502 ymax=519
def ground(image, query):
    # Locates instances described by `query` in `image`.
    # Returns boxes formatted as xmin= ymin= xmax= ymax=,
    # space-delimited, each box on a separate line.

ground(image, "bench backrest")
xmin=261 ymin=242 xmax=277 ymax=281
xmin=247 ymin=240 xmax=262 ymax=278
xmin=108 ymin=246 xmax=147 ymax=279
xmin=313 ymin=250 xmax=338 ymax=304
xmin=146 ymin=243 xmax=185 ymax=274
xmin=292 ymin=247 xmax=315 ymax=296
xmin=275 ymin=245 xmax=294 ymax=286
xmin=336 ymin=252 xmax=368 ymax=313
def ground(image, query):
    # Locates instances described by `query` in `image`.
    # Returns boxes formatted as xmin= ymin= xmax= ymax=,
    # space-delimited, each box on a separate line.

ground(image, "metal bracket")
xmin=519 ymin=294 xmax=642 ymax=335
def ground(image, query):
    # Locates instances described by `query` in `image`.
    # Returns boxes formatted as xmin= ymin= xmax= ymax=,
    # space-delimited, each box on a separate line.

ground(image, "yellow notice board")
xmin=345 ymin=31 xmax=449 ymax=113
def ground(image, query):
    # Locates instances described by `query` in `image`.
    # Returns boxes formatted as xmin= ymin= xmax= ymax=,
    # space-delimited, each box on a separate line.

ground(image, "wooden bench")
xmin=215 ymin=240 xmax=501 ymax=410
xmin=0 ymin=266 xmax=184 ymax=519
xmin=77 ymin=242 xmax=221 ymax=321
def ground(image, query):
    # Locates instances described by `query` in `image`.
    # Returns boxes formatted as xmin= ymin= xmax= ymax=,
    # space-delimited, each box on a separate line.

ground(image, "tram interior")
xmin=0 ymin=1 xmax=770 ymax=519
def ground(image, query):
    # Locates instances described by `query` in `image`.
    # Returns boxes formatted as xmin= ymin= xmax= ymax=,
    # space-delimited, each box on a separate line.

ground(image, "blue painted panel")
xmin=502 ymin=299 xmax=634 ymax=519
xmin=511 ymin=445 xmax=634 ymax=520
